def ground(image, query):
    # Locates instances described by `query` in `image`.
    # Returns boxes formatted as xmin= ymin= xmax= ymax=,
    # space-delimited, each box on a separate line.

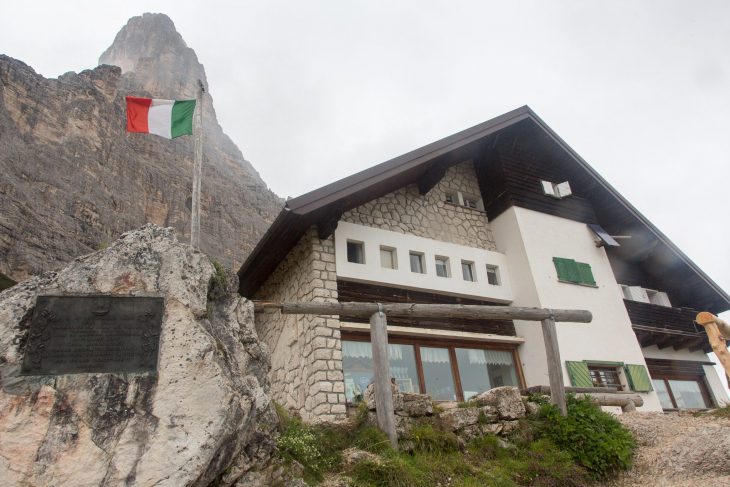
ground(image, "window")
xmin=342 ymin=341 xmax=420 ymax=402
xmin=462 ymin=195 xmax=479 ymax=210
xmin=380 ymin=246 xmax=397 ymax=270
xmin=461 ymin=260 xmax=475 ymax=282
xmin=486 ymin=265 xmax=500 ymax=286
xmin=409 ymin=252 xmax=425 ymax=274
xmin=541 ymin=180 xmax=572 ymax=198
xmin=651 ymin=378 xmax=712 ymax=410
xmin=553 ymin=257 xmax=596 ymax=286
xmin=566 ymin=361 xmax=653 ymax=392
xmin=343 ymin=337 xmax=521 ymax=403
xmin=455 ymin=348 xmax=518 ymax=400
xmin=588 ymin=366 xmax=625 ymax=391
xmin=347 ymin=240 xmax=365 ymax=264
xmin=435 ymin=256 xmax=450 ymax=278
xmin=444 ymin=190 xmax=483 ymax=210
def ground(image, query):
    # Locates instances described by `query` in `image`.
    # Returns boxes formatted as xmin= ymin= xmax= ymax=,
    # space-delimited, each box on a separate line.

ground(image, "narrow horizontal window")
xmin=410 ymin=252 xmax=425 ymax=274
xmin=347 ymin=240 xmax=365 ymax=264
xmin=435 ymin=256 xmax=450 ymax=278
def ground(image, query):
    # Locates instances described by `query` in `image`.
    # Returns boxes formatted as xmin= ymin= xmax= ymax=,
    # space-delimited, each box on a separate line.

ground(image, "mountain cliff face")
xmin=0 ymin=13 xmax=281 ymax=282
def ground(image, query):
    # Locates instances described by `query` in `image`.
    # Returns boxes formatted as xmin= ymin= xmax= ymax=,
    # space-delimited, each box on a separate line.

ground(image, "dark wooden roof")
xmin=237 ymin=106 xmax=730 ymax=314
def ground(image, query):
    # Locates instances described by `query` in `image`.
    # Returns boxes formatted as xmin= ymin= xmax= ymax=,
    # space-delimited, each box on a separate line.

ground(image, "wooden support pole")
xmin=541 ymin=316 xmax=567 ymax=416
xmin=370 ymin=309 xmax=398 ymax=448
xmin=190 ymin=80 xmax=204 ymax=250
xmin=253 ymin=301 xmax=592 ymax=323
xmin=696 ymin=312 xmax=730 ymax=379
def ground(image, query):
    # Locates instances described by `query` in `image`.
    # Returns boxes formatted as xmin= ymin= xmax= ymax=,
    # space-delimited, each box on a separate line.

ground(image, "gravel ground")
xmin=607 ymin=411 xmax=730 ymax=487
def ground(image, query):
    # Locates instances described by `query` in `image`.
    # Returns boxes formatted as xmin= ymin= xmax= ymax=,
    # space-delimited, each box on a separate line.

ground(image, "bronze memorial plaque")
xmin=21 ymin=295 xmax=164 ymax=375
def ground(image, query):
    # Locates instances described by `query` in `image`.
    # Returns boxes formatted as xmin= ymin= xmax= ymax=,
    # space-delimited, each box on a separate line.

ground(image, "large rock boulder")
xmin=0 ymin=225 xmax=277 ymax=486
xmin=475 ymin=386 xmax=526 ymax=420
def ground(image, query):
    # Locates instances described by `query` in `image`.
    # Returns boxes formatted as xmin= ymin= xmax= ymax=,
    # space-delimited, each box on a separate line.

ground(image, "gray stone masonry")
xmin=342 ymin=160 xmax=497 ymax=250
xmin=254 ymin=226 xmax=346 ymax=422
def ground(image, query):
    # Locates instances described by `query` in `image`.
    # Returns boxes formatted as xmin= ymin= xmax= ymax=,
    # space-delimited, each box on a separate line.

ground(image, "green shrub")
xmin=467 ymin=433 xmax=500 ymax=460
xmin=537 ymin=395 xmax=635 ymax=479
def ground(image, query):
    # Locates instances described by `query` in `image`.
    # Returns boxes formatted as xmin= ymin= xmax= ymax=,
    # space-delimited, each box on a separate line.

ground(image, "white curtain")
xmin=465 ymin=349 xmax=513 ymax=366
xmin=420 ymin=347 xmax=451 ymax=364
xmin=342 ymin=341 xmax=404 ymax=361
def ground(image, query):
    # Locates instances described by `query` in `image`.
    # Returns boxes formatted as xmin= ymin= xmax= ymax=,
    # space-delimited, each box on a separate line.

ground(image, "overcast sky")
xmin=2 ymin=2 xmax=729 ymax=376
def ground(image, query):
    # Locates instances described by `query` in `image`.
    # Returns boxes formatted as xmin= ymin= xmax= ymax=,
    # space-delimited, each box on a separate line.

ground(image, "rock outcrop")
xmin=0 ymin=224 xmax=277 ymax=486
xmin=0 ymin=13 xmax=281 ymax=283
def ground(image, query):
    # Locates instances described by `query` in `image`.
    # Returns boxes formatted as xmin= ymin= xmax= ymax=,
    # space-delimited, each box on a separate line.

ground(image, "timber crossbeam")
xmin=253 ymin=301 xmax=592 ymax=323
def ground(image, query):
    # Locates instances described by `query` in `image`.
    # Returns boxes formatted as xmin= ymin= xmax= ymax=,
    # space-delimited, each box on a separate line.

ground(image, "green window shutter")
xmin=624 ymin=364 xmax=653 ymax=392
xmin=576 ymin=262 xmax=596 ymax=286
xmin=566 ymin=361 xmax=593 ymax=387
xmin=553 ymin=258 xmax=579 ymax=283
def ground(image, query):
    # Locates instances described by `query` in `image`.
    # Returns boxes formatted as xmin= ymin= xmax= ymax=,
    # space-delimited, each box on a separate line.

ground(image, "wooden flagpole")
xmin=191 ymin=80 xmax=205 ymax=249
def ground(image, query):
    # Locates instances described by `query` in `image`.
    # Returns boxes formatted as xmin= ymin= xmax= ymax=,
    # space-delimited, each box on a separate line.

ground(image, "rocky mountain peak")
xmin=0 ymin=14 xmax=282 ymax=282
xmin=99 ymin=13 xmax=207 ymax=98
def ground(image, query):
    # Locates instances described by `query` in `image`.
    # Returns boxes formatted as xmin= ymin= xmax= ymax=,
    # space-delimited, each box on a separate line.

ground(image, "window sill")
xmin=557 ymin=279 xmax=598 ymax=288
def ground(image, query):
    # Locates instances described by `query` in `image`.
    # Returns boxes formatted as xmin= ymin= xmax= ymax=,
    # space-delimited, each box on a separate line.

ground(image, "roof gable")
xmin=238 ymin=106 xmax=730 ymax=313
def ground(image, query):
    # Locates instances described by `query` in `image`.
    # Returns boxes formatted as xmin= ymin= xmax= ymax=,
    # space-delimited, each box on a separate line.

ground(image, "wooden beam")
xmin=317 ymin=207 xmax=343 ymax=240
xmin=656 ymin=335 xmax=677 ymax=350
xmin=696 ymin=312 xmax=730 ymax=379
xmin=253 ymin=301 xmax=593 ymax=323
xmin=541 ymin=317 xmax=567 ymax=416
xmin=418 ymin=162 xmax=448 ymax=195
xmin=370 ymin=310 xmax=398 ymax=448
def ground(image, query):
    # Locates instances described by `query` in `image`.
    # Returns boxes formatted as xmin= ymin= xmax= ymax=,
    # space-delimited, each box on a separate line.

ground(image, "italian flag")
xmin=126 ymin=97 xmax=196 ymax=139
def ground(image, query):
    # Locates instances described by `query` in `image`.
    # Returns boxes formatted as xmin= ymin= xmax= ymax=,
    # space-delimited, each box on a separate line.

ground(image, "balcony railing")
xmin=623 ymin=299 xmax=708 ymax=352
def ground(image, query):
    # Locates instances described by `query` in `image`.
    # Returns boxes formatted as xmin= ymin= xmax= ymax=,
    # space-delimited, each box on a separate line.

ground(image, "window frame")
xmin=588 ymin=365 xmax=625 ymax=391
xmin=461 ymin=260 xmax=476 ymax=282
xmin=486 ymin=265 xmax=500 ymax=286
xmin=650 ymin=373 xmax=714 ymax=410
xmin=379 ymin=245 xmax=397 ymax=270
xmin=346 ymin=240 xmax=365 ymax=264
xmin=409 ymin=251 xmax=426 ymax=274
xmin=341 ymin=331 xmax=525 ymax=403
xmin=434 ymin=255 xmax=450 ymax=278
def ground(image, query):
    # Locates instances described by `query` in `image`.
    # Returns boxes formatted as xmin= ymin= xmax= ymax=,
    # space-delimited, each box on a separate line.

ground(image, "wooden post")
xmin=541 ymin=316 xmax=567 ymax=416
xmin=370 ymin=308 xmax=398 ymax=448
xmin=190 ymin=80 xmax=204 ymax=249
xmin=696 ymin=312 xmax=730 ymax=379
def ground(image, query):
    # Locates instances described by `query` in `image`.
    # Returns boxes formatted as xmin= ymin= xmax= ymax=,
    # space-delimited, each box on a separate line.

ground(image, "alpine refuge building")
xmin=238 ymin=106 xmax=730 ymax=422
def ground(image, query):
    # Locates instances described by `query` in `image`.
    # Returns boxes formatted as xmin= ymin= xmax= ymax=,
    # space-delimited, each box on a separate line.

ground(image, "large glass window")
xmin=342 ymin=341 xmax=420 ymax=402
xmin=420 ymin=347 xmax=457 ymax=401
xmin=668 ymin=380 xmax=708 ymax=409
xmin=455 ymin=348 xmax=518 ymax=400
xmin=342 ymin=338 xmax=521 ymax=402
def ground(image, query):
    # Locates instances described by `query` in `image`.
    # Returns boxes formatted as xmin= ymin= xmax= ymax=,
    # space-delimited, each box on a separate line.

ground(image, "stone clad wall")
xmin=342 ymin=160 xmax=497 ymax=251
xmin=254 ymin=227 xmax=346 ymax=422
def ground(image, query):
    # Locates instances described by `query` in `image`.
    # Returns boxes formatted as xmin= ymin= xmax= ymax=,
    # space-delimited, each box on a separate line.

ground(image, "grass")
xmin=271 ymin=400 xmax=619 ymax=486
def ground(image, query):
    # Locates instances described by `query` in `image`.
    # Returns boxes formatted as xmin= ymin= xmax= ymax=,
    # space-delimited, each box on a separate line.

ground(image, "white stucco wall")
xmin=334 ymin=221 xmax=513 ymax=302
xmin=491 ymin=206 xmax=663 ymax=411
xmin=642 ymin=345 xmax=730 ymax=406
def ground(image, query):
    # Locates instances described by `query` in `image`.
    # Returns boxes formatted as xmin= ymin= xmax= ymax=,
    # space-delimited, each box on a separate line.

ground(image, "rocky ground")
xmin=609 ymin=411 xmax=730 ymax=487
